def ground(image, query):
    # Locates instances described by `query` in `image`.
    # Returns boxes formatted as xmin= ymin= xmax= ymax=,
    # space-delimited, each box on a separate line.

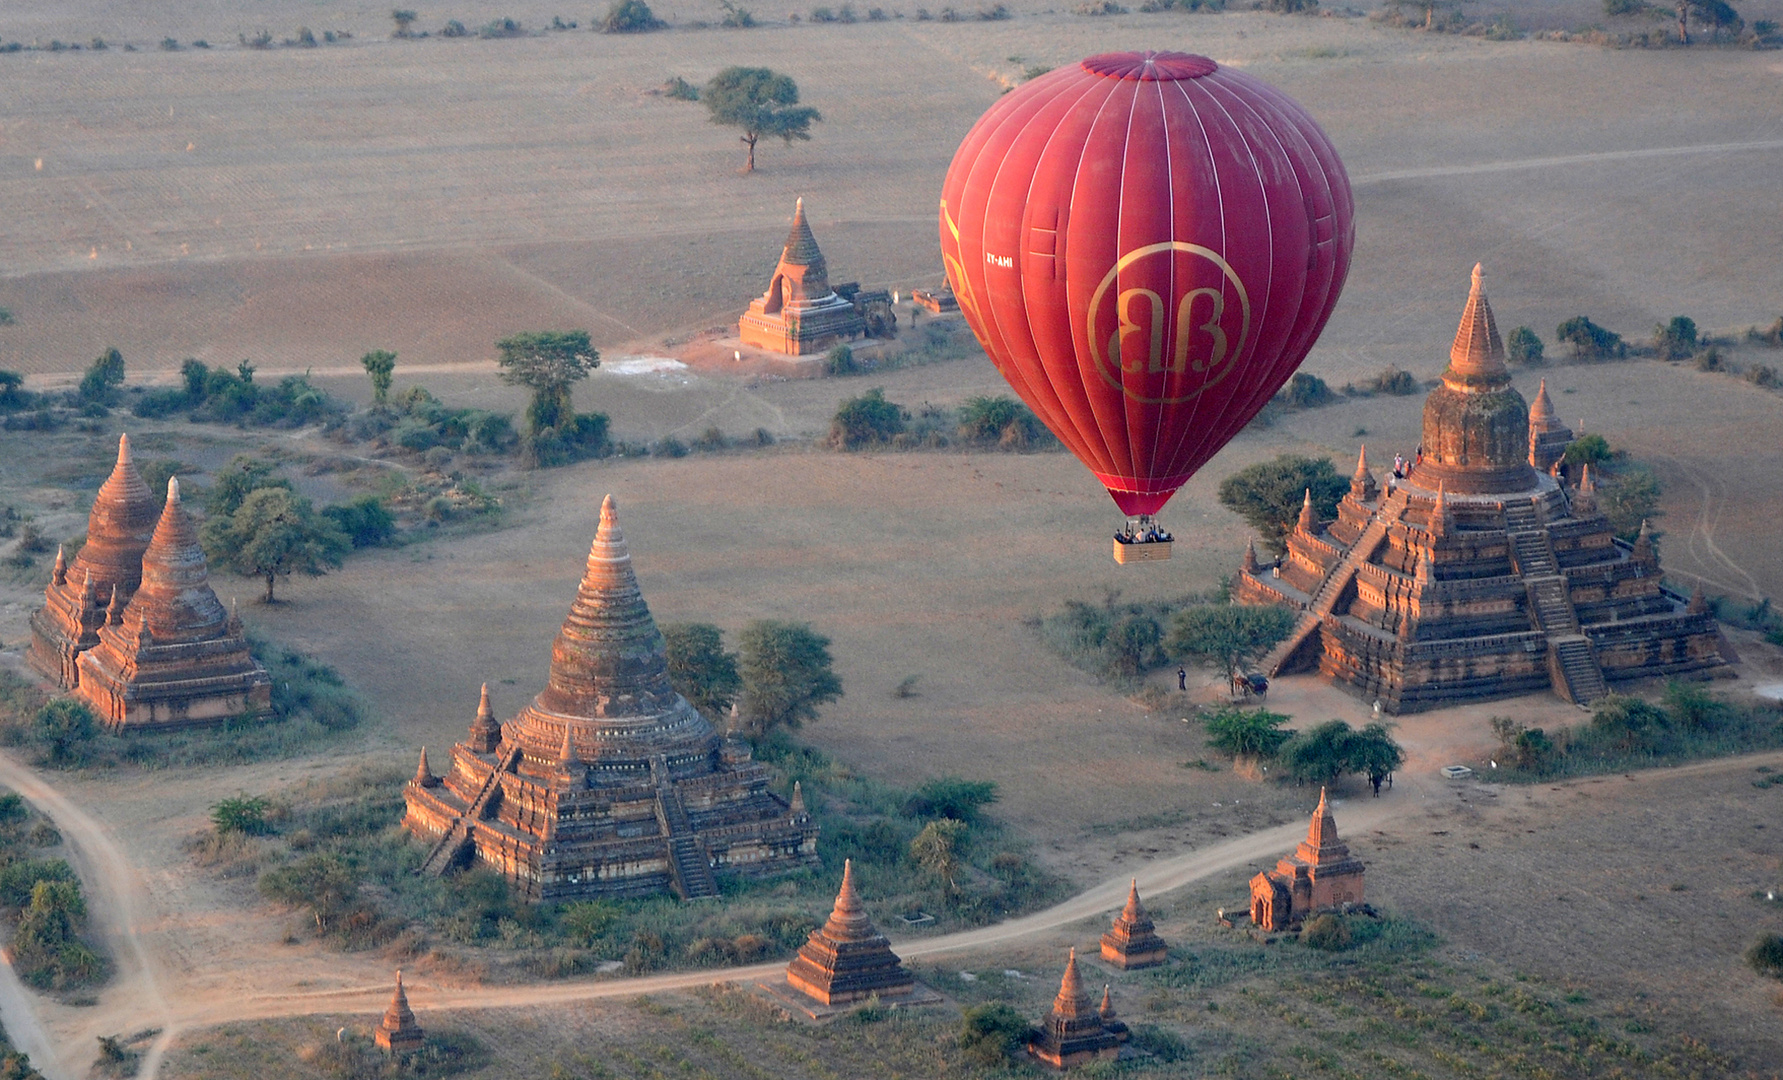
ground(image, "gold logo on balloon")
xmin=938 ymin=199 xmax=986 ymax=331
xmin=1086 ymin=243 xmax=1251 ymax=405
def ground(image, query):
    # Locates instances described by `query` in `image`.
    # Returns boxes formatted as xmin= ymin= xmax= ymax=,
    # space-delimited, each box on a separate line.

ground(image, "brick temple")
xmin=785 ymin=859 xmax=915 ymax=1005
xmin=1099 ymin=880 xmax=1167 ymax=969
xmin=1029 ymin=949 xmax=1122 ymax=1069
xmin=29 ymin=434 xmax=161 ymax=689
xmin=1238 ymin=264 xmax=1727 ymax=712
xmin=1249 ymin=788 xmax=1365 ymax=932
xmin=402 ymin=495 xmax=818 ymax=901
xmin=374 ymin=970 xmax=424 ymax=1056
xmin=74 ymin=477 xmax=270 ymax=730
xmin=738 ymin=198 xmax=868 ymax=355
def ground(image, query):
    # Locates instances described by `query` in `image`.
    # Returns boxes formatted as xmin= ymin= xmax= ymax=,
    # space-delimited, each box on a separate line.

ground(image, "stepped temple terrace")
xmin=74 ymin=478 xmax=270 ymax=730
xmin=1099 ymin=881 xmax=1167 ymax=969
xmin=1237 ymin=265 xmax=1727 ymax=713
xmin=738 ymin=198 xmax=871 ymax=355
xmin=785 ymin=859 xmax=917 ymax=1006
xmin=1029 ymin=949 xmax=1123 ymax=1069
xmin=29 ymin=434 xmax=161 ymax=689
xmin=402 ymin=495 xmax=818 ymax=901
xmin=1249 ymin=788 xmax=1365 ymax=932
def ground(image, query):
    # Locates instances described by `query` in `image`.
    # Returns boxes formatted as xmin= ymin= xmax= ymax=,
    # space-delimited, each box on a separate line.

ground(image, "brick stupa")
xmin=402 ymin=495 xmax=818 ymax=900
xmin=785 ymin=859 xmax=915 ymax=1006
xmin=1029 ymin=948 xmax=1122 ymax=1069
xmin=1099 ymin=880 xmax=1167 ymax=969
xmin=28 ymin=434 xmax=161 ymax=688
xmin=738 ymin=198 xmax=865 ymax=355
xmin=1238 ymin=264 xmax=1727 ymax=712
xmin=373 ymin=970 xmax=424 ymax=1055
xmin=1249 ymin=788 xmax=1365 ymax=932
xmin=74 ymin=478 xmax=271 ymax=730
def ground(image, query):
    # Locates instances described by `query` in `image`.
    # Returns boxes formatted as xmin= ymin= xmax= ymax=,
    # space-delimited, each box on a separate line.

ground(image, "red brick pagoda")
xmin=373 ymin=970 xmax=424 ymax=1055
xmin=1099 ymin=880 xmax=1167 ymax=969
xmin=738 ymin=198 xmax=866 ymax=355
xmin=785 ymin=859 xmax=915 ymax=1006
xmin=1238 ymin=264 xmax=1727 ymax=712
xmin=402 ymin=495 xmax=818 ymax=900
xmin=74 ymin=477 xmax=271 ymax=730
xmin=1029 ymin=948 xmax=1122 ymax=1069
xmin=29 ymin=434 xmax=161 ymax=689
xmin=1249 ymin=788 xmax=1365 ymax=932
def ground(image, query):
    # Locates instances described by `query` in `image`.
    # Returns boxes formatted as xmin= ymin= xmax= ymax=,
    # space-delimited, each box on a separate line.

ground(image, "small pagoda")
xmin=402 ymin=495 xmax=818 ymax=901
xmin=373 ymin=970 xmax=424 ymax=1056
xmin=738 ymin=198 xmax=866 ymax=355
xmin=1029 ymin=949 xmax=1122 ymax=1070
xmin=1237 ymin=264 xmax=1728 ymax=712
xmin=74 ymin=478 xmax=271 ymax=730
xmin=1096 ymin=985 xmax=1129 ymax=1044
xmin=785 ymin=859 xmax=915 ymax=1006
xmin=28 ymin=434 xmax=161 ymax=689
xmin=1248 ymin=788 xmax=1364 ymax=932
xmin=1099 ymin=881 xmax=1167 ymax=969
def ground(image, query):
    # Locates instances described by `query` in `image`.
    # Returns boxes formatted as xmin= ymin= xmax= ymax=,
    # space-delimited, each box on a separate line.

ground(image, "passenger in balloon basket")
xmin=1114 ymin=515 xmax=1173 ymax=545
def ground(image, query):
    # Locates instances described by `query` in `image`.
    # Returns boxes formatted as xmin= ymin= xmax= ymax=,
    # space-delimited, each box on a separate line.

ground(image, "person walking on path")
xmin=1177 ymin=667 xmax=1187 ymax=692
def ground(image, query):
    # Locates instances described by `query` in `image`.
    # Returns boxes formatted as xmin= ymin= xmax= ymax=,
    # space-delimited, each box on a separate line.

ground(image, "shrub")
xmin=904 ymin=778 xmax=998 ymax=823
xmin=479 ymin=17 xmax=525 ymax=36
xmin=1748 ymin=933 xmax=1783 ymax=980
xmin=322 ymin=495 xmax=396 ymax=549
xmin=956 ymin=395 xmax=1047 ymax=449
xmin=601 ymin=0 xmax=666 ymax=31
xmin=440 ymin=19 xmax=469 ymax=35
xmin=1747 ymin=364 xmax=1779 ymax=388
xmin=1278 ymin=720 xmax=1356 ymax=784
xmin=825 ymin=344 xmax=857 ymax=375
xmin=260 ymin=853 xmax=359 ymax=930
xmin=78 ymin=348 xmax=125 ymax=405
xmin=33 ymin=699 xmax=96 ymax=766
xmin=1507 ymin=326 xmax=1545 ymax=365
xmin=1167 ymin=604 xmax=1294 ymax=673
xmin=811 ymin=5 xmax=838 ymax=19
xmin=1693 ymin=346 xmax=1725 ymax=372
xmin=1590 ymin=694 xmax=1672 ymax=752
xmin=1561 ymin=433 xmax=1613 ymax=466
xmin=663 ymin=76 xmax=700 ymax=100
xmin=211 ymin=795 xmax=272 ymax=835
xmin=1074 ymin=0 xmax=1129 ymax=12
xmin=1301 ymin=913 xmax=1353 ymax=950
xmin=1556 ymin=316 xmax=1627 ymax=361
xmin=1278 ymin=371 xmax=1334 ymax=408
xmin=827 ymin=388 xmax=906 ymax=449
xmin=0 ymin=370 xmax=27 ymax=411
xmin=959 ymin=1003 xmax=1031 ymax=1066
xmin=1653 ymin=316 xmax=1698 ymax=361
xmin=1203 ymin=707 xmax=1293 ymax=758
xmin=719 ymin=1 xmax=757 ymax=26
xmin=977 ymin=3 xmax=1011 ymax=18
xmin=1369 ymin=365 xmax=1418 ymax=395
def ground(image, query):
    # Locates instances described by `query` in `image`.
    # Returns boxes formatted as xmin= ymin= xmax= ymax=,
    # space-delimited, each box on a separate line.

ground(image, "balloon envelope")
xmin=939 ymin=50 xmax=1354 ymax=515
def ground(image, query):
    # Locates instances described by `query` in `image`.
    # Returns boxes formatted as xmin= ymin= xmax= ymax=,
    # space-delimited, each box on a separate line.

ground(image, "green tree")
xmin=0 ymin=370 xmax=26 ymax=410
xmin=391 ymin=9 xmax=418 ymax=36
xmin=1279 ymin=719 xmax=1355 ymax=784
xmin=259 ymin=853 xmax=359 ymax=930
xmin=1561 ymin=433 xmax=1613 ymax=467
xmin=1599 ymin=464 xmax=1662 ymax=541
xmin=1278 ymin=372 xmax=1334 ymax=408
xmin=1506 ymin=326 xmax=1545 ymax=365
xmin=77 ymin=348 xmax=125 ymax=405
xmin=1589 ymin=694 xmax=1672 ymax=752
xmin=495 ymin=331 xmax=600 ymax=463
xmin=1203 ymin=707 xmax=1293 ymax=758
xmin=905 ymin=778 xmax=998 ymax=823
xmin=1748 ymin=933 xmax=1783 ymax=979
xmin=956 ymin=394 xmax=1046 ymax=447
xmin=322 ymin=494 xmax=396 ymax=548
xmin=202 ymin=487 xmax=350 ymax=603
xmin=210 ymin=794 xmax=272 ymax=835
xmin=1675 ymin=0 xmax=1742 ymax=42
xmin=959 ymin=1002 xmax=1031 ymax=1066
xmin=360 ymin=349 xmax=397 ymax=406
xmin=661 ymin=622 xmax=742 ymax=721
xmin=32 ymin=700 xmax=95 ymax=766
xmin=1166 ymin=604 xmax=1295 ymax=674
xmin=910 ymin=817 xmax=967 ymax=895
xmin=1556 ymin=316 xmax=1626 ymax=361
xmin=703 ymin=67 xmax=821 ymax=172
xmin=601 ymin=0 xmax=666 ymax=31
xmin=737 ymin=620 xmax=843 ymax=737
xmin=560 ymin=900 xmax=619 ymax=945
xmin=1348 ymin=722 xmax=1405 ymax=792
xmin=827 ymin=387 xmax=906 ymax=449
xmin=1217 ymin=454 xmax=1347 ymax=556
xmin=205 ymin=455 xmax=294 ymax=519
xmin=1653 ymin=316 xmax=1698 ymax=361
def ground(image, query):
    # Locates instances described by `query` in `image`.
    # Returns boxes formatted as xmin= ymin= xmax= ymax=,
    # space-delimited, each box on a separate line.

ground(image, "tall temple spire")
xmin=782 ymin=196 xmax=825 ymax=271
xmin=1054 ymin=948 xmax=1092 ymax=1018
xmin=1308 ymin=787 xmax=1334 ymax=846
xmin=1350 ymin=445 xmax=1378 ymax=502
xmin=1449 ymin=263 xmax=1507 ymax=378
xmin=415 ymin=747 xmax=436 ymax=787
xmin=785 ymin=856 xmax=915 ymax=1005
xmin=1102 ymin=878 xmax=1167 ymax=968
xmin=790 ymin=780 xmax=807 ymax=815
xmin=126 ymin=476 xmax=229 ymax=643
xmin=1530 ymin=377 xmax=1555 ymax=421
xmin=467 ymin=682 xmax=501 ymax=753
xmin=1296 ymin=488 xmax=1317 ymax=535
xmin=1574 ymin=463 xmax=1598 ymax=515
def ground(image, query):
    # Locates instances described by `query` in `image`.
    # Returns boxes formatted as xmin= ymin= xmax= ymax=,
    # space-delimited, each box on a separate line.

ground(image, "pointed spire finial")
xmin=1099 ymin=984 xmax=1117 ymax=1020
xmin=414 ymin=747 xmax=434 ymax=786
xmin=834 ymin=858 xmax=862 ymax=915
xmin=118 ymin=432 xmax=132 ymax=465
xmin=53 ymin=545 xmax=67 ymax=586
xmin=1355 ymin=444 xmax=1369 ymax=478
xmin=790 ymin=780 xmax=807 ymax=814
xmin=1242 ymin=537 xmax=1259 ymax=574
xmin=106 ymin=582 xmax=125 ymax=625
xmin=167 ymin=476 xmax=181 ymax=504
xmin=1449 ymin=262 xmax=1507 ymax=376
xmin=1297 ymin=487 xmax=1317 ymax=535
xmin=1471 ymin=261 xmax=1484 ymax=290
xmin=559 ymin=727 xmax=580 ymax=765
xmin=478 ymin=682 xmax=493 ymax=719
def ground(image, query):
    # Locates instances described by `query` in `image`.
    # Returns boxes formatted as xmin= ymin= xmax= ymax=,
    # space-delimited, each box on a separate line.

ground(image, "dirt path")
xmin=1655 ymin=455 xmax=1766 ymax=602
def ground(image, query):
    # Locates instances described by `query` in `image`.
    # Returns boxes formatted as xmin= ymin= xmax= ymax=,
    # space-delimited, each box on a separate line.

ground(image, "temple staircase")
xmin=417 ymin=745 xmax=522 ymax=877
xmin=1260 ymin=490 xmax=1407 ymax=677
xmin=1505 ymin=499 xmax=1607 ymax=706
xmin=652 ymin=756 xmax=719 ymax=900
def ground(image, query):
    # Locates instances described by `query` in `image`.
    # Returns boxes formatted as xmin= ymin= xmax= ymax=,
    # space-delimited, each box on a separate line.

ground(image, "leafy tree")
xmin=737 ymin=620 xmax=842 ymax=736
xmin=1490 ymin=716 xmax=1557 ymax=772
xmin=905 ymin=777 xmax=998 ymax=823
xmin=1605 ymin=0 xmax=1664 ymax=14
xmin=0 ymin=370 xmax=26 ymax=410
xmin=1599 ymin=464 xmax=1662 ymax=541
xmin=1105 ymin=613 xmax=1163 ymax=676
xmin=827 ymin=387 xmax=906 ymax=449
xmin=1367 ymin=365 xmax=1419 ymax=395
xmin=259 ymin=853 xmax=358 ymax=930
xmin=1167 ymin=604 xmax=1295 ymax=674
xmin=1663 ymin=680 xmax=1727 ymax=733
xmin=391 ymin=9 xmax=418 ymax=36
xmin=956 ymin=395 xmax=1046 ymax=447
xmin=1278 ymin=719 xmax=1355 ymax=784
xmin=204 ymin=455 xmax=294 ymax=519
xmin=211 ymin=794 xmax=272 ymax=835
xmin=322 ymin=494 xmax=396 ymax=548
xmin=1675 ymin=0 xmax=1741 ymax=42
xmin=32 ymin=700 xmax=95 ymax=766
xmin=1589 ymin=694 xmax=1672 ymax=752
xmin=1278 ymin=372 xmax=1334 ymax=408
xmin=824 ymin=344 xmax=857 ymax=375
xmin=959 ymin=1003 xmax=1032 ymax=1066
xmin=1561 ymin=433 xmax=1613 ymax=467
xmin=1217 ymin=454 xmax=1347 ymax=555
xmin=1748 ymin=933 xmax=1783 ymax=980
xmin=361 ymin=349 xmax=397 ymax=406
xmin=703 ymin=67 xmax=821 ymax=172
xmin=77 ymin=348 xmax=125 ymax=405
xmin=601 ymin=0 xmax=666 ymax=31
xmin=1203 ymin=707 xmax=1293 ymax=758
xmin=1653 ymin=316 xmax=1698 ymax=361
xmin=661 ymin=622 xmax=742 ymax=721
xmin=910 ymin=817 xmax=967 ymax=895
xmin=496 ymin=330 xmax=599 ymax=437
xmin=1556 ymin=316 xmax=1626 ymax=361
xmin=1301 ymin=912 xmax=1353 ymax=950
xmin=1506 ymin=326 xmax=1545 ymax=365
xmin=1348 ymin=722 xmax=1405 ymax=791
xmin=202 ymin=488 xmax=350 ymax=603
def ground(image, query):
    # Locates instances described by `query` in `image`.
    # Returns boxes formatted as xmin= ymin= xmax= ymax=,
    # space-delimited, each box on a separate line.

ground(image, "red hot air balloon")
xmin=939 ymin=50 xmax=1354 ymax=547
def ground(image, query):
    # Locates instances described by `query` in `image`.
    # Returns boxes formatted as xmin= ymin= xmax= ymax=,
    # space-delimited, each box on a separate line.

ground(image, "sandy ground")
xmin=0 ymin=5 xmax=1781 ymax=1078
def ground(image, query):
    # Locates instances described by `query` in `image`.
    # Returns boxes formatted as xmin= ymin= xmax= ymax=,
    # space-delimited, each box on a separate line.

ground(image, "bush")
xmin=1747 ymin=364 xmax=1779 ymax=389
xmin=1301 ymin=913 xmax=1353 ymax=950
xmin=1556 ymin=316 xmax=1627 ymax=361
xmin=904 ymin=778 xmax=998 ymax=823
xmin=1074 ymin=0 xmax=1129 ymax=12
xmin=1203 ymin=707 xmax=1292 ymax=758
xmin=825 ymin=344 xmax=857 ymax=375
xmin=601 ymin=0 xmax=666 ymax=31
xmin=719 ymin=1 xmax=757 ymax=26
xmin=1507 ymin=326 xmax=1545 ymax=365
xmin=0 ymin=370 xmax=27 ymax=411
xmin=959 ymin=1003 xmax=1031 ymax=1066
xmin=956 ymin=395 xmax=1048 ymax=449
xmin=33 ymin=699 xmax=96 ymax=766
xmin=211 ymin=795 xmax=272 ymax=835
xmin=1748 ymin=933 xmax=1783 ymax=980
xmin=1653 ymin=316 xmax=1698 ymax=361
xmin=663 ymin=76 xmax=700 ymax=100
xmin=1277 ymin=372 xmax=1335 ymax=408
xmin=440 ymin=19 xmax=469 ymax=35
xmin=1562 ymin=432 xmax=1613 ymax=466
xmin=1590 ymin=694 xmax=1673 ymax=752
xmin=322 ymin=495 xmax=396 ymax=549
xmin=78 ymin=348 xmax=125 ymax=405
xmin=827 ymin=388 xmax=906 ymax=449
xmin=479 ymin=17 xmax=525 ymax=37
xmin=1693 ymin=346 xmax=1725 ymax=372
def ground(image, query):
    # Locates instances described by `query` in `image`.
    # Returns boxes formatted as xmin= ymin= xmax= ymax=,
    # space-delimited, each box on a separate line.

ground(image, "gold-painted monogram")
xmin=1088 ymin=242 xmax=1250 ymax=405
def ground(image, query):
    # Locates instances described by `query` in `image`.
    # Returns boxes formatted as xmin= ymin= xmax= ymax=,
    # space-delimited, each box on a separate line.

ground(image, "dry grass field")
xmin=1 ymin=3 xmax=1783 ymax=1077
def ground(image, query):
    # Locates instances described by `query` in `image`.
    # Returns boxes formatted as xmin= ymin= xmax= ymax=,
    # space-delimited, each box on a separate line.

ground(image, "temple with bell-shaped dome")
xmin=1237 ymin=265 xmax=1727 ymax=713
xmin=402 ymin=495 xmax=818 ymax=901
xmin=738 ymin=198 xmax=866 ymax=355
